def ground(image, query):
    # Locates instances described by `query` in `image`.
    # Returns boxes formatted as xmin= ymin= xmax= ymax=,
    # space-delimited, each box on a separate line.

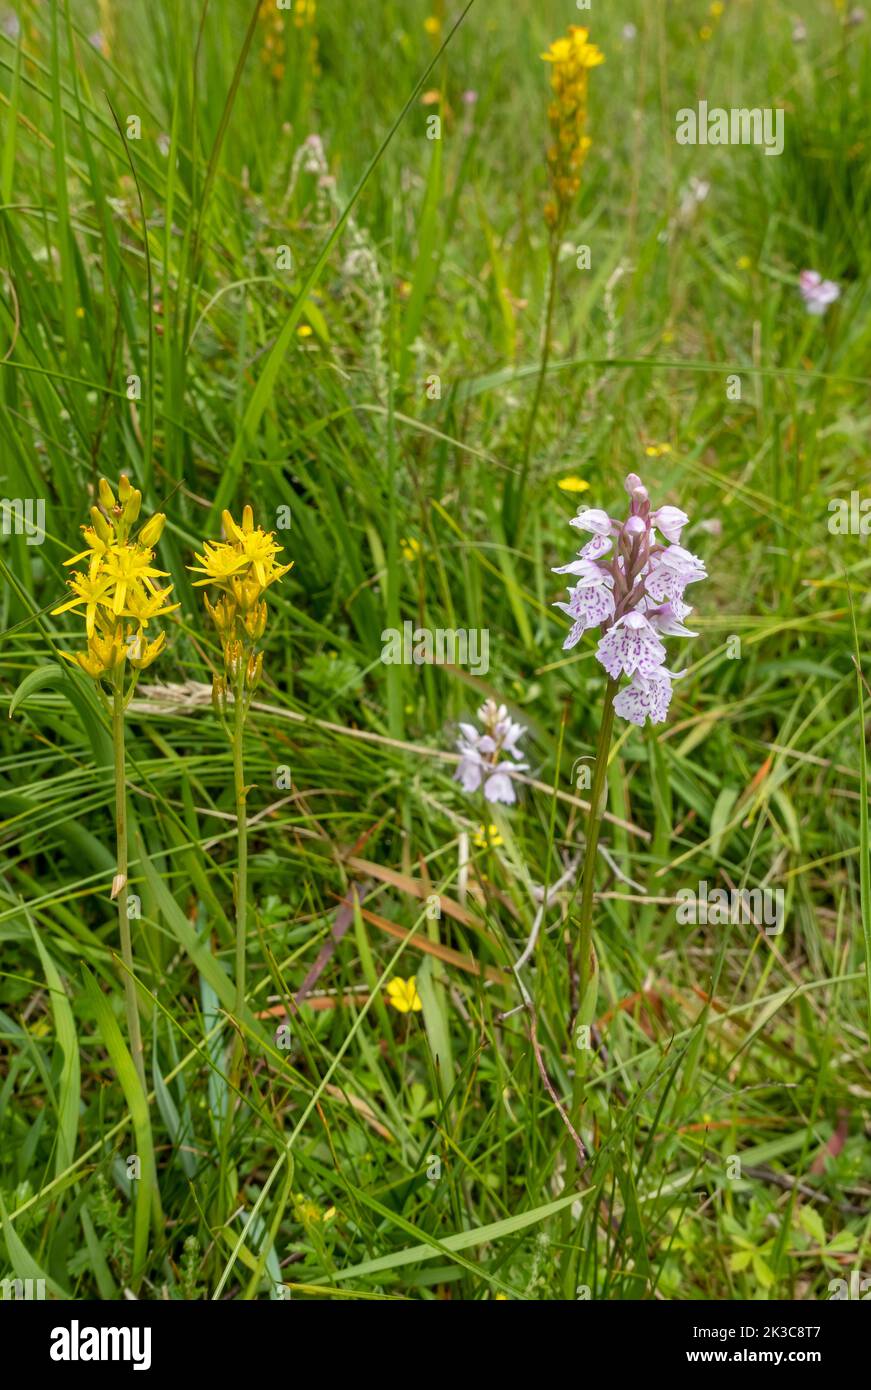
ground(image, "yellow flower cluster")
xmin=293 ymin=0 xmax=316 ymax=29
xmin=53 ymin=476 xmax=176 ymax=682
xmin=258 ymin=0 xmax=287 ymax=82
xmin=189 ymin=506 xmax=292 ymax=703
xmin=541 ymin=26 xmax=604 ymax=232
xmin=258 ymin=0 xmax=317 ymax=84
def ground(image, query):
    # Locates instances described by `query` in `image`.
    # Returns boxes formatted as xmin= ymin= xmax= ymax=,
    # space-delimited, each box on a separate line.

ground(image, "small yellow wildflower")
xmin=258 ymin=0 xmax=316 ymax=83
xmin=699 ymin=25 xmax=713 ymax=40
xmin=736 ymin=255 xmax=752 ymax=271
xmin=557 ymin=475 xmax=589 ymax=494
xmin=293 ymin=1192 xmax=325 ymax=1224
xmin=102 ymin=547 xmax=169 ymax=615
xmin=400 ymin=536 xmax=421 ymax=560
xmin=661 ymin=328 xmax=675 ymax=344
xmin=53 ymin=570 xmax=114 ymax=638
xmin=710 ymin=1 xmax=725 ymax=15
xmin=423 ymin=16 xmax=441 ymax=36
xmin=474 ymin=823 xmax=503 ymax=849
xmin=644 ymin=443 xmax=672 ymax=458
xmin=297 ymin=323 xmax=313 ymax=338
xmin=386 ymin=976 xmax=423 ymax=1013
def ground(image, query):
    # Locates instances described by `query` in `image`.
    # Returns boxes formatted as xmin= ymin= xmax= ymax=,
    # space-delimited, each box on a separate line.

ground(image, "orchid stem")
xmin=561 ymin=675 xmax=618 ymax=1294
xmin=576 ymin=675 xmax=619 ymax=1022
xmin=112 ymin=680 xmax=146 ymax=1094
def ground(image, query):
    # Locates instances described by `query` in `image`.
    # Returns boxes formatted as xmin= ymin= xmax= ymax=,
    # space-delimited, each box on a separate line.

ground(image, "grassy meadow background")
xmin=1 ymin=0 xmax=871 ymax=1300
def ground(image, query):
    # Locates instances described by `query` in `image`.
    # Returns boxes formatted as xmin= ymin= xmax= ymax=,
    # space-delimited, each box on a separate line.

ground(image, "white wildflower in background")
xmin=455 ymin=699 xmax=528 ymax=804
xmin=554 ymin=473 xmax=707 ymax=726
xmin=799 ymin=269 xmax=840 ymax=316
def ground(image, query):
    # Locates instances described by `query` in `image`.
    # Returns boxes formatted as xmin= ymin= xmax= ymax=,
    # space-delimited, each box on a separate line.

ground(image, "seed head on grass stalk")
xmin=52 ymin=474 xmax=177 ymax=1091
xmin=189 ymin=506 xmax=292 ymax=1019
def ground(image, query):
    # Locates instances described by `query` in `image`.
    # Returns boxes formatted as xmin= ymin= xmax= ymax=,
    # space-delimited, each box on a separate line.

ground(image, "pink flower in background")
xmin=553 ymin=473 xmax=707 ymax=726
xmin=455 ymin=699 xmax=529 ymax=804
xmin=799 ymin=270 xmax=840 ymax=317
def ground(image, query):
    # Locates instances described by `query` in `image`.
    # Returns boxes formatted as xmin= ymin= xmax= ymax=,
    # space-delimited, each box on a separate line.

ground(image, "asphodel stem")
xmin=233 ymin=672 xmax=248 ymax=1020
xmin=576 ymin=676 xmax=620 ymax=1017
xmin=112 ymin=680 xmax=146 ymax=1093
xmin=511 ymin=235 xmax=560 ymax=542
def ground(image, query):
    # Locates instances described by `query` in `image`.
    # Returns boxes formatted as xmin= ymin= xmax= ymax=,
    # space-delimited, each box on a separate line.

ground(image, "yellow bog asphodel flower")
xmin=53 ymin=476 xmax=177 ymax=685
xmin=541 ymin=25 xmax=604 ymax=232
xmin=189 ymin=505 xmax=292 ymax=700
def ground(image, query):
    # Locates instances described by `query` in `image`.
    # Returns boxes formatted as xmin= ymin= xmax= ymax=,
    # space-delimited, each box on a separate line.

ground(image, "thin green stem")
xmin=576 ymin=676 xmax=619 ymax=1018
xmin=508 ymin=236 xmax=560 ymax=543
xmin=233 ymin=673 xmax=248 ymax=1019
xmin=112 ymin=680 xmax=146 ymax=1094
xmin=561 ymin=675 xmax=619 ymax=1294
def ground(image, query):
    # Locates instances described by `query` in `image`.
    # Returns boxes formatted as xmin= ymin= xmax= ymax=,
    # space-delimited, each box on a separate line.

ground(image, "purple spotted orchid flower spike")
xmin=455 ymin=698 xmax=528 ymax=804
xmin=554 ymin=472 xmax=706 ymax=724
xmin=554 ymin=472 xmax=706 ymax=1163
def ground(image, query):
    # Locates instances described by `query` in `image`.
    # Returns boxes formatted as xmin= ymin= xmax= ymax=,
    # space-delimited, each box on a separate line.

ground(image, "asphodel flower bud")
xmin=118 ymin=474 xmax=133 ymax=502
xmin=90 ymin=507 xmax=113 ymax=542
xmin=243 ymin=601 xmax=267 ymax=641
xmin=99 ymin=478 xmax=116 ymax=512
xmin=123 ymin=488 xmax=142 ymax=525
xmin=224 ymin=638 xmax=244 ymax=681
xmin=204 ymin=592 xmax=236 ymax=639
xmin=138 ymin=512 xmax=166 ymax=547
xmin=245 ymin=650 xmax=263 ymax=691
xmin=230 ymin=575 xmax=265 ymax=613
xmin=212 ymin=673 xmax=227 ymax=715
